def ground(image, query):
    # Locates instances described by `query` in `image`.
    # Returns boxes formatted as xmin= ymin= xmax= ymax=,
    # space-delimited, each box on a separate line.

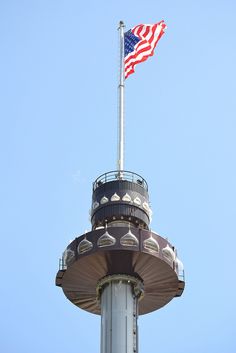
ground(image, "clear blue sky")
xmin=1 ymin=0 xmax=236 ymax=352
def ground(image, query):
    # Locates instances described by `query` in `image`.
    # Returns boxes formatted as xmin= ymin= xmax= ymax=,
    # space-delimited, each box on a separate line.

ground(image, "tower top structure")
xmin=56 ymin=20 xmax=184 ymax=353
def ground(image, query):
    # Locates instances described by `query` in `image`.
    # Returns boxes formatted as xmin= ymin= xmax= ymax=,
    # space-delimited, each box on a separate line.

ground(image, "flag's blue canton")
xmin=124 ymin=30 xmax=140 ymax=57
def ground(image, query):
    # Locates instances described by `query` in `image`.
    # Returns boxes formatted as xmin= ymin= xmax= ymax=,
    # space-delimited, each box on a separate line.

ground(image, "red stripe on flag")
xmin=142 ymin=26 xmax=150 ymax=38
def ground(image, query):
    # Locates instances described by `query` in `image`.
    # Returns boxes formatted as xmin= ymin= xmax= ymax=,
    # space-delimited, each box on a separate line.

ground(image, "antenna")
xmin=117 ymin=20 xmax=125 ymax=171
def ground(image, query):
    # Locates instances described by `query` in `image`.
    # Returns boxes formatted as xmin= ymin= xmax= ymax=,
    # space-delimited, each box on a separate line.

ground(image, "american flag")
xmin=124 ymin=21 xmax=167 ymax=79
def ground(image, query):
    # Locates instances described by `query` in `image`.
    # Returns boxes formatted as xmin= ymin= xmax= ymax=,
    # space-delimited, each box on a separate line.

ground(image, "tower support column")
xmin=97 ymin=275 xmax=143 ymax=353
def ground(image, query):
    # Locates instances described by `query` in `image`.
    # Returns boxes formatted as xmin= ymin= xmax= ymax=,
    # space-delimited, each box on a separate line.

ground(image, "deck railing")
xmin=93 ymin=170 xmax=148 ymax=191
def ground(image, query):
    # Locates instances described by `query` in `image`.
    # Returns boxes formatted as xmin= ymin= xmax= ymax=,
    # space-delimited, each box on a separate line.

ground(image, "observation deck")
xmin=91 ymin=171 xmax=151 ymax=230
xmin=56 ymin=170 xmax=185 ymax=316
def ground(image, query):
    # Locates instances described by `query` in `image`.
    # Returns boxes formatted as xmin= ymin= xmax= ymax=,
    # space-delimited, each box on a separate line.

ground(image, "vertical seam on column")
xmin=126 ymin=316 xmax=127 ymax=353
xmin=110 ymin=283 xmax=113 ymax=353
xmin=126 ymin=284 xmax=128 ymax=353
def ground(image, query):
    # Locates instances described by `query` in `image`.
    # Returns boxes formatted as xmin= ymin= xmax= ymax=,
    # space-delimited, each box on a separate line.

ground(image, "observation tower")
xmin=55 ymin=21 xmax=185 ymax=353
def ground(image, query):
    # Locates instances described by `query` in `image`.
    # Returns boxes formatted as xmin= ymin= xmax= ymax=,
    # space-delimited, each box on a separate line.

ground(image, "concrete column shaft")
xmin=100 ymin=280 xmax=138 ymax=353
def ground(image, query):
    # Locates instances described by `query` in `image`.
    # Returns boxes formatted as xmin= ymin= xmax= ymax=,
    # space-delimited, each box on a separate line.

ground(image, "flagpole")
xmin=117 ymin=20 xmax=125 ymax=172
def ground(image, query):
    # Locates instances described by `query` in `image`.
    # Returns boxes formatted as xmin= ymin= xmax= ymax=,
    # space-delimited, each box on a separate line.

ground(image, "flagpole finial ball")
xmin=119 ymin=20 xmax=125 ymax=27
